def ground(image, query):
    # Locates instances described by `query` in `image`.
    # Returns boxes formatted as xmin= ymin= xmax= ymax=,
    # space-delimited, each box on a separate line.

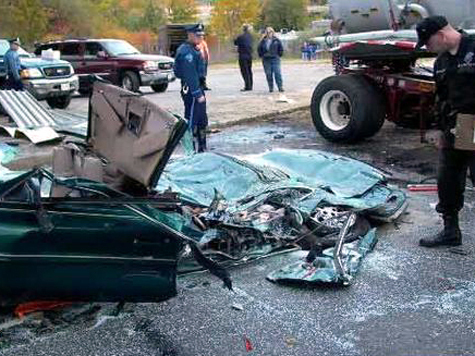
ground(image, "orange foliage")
xmin=100 ymin=24 xmax=157 ymax=51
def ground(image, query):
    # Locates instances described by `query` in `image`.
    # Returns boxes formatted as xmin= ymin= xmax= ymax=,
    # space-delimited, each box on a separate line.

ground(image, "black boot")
xmin=419 ymin=214 xmax=462 ymax=247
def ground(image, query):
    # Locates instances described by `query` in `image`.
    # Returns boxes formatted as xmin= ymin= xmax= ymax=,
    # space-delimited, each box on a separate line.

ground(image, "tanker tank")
xmin=329 ymin=0 xmax=475 ymax=35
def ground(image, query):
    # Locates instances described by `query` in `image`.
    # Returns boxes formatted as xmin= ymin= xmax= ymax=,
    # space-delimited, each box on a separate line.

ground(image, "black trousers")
xmin=239 ymin=57 xmax=253 ymax=90
xmin=437 ymin=146 xmax=475 ymax=215
xmin=180 ymin=84 xmax=208 ymax=153
xmin=5 ymin=77 xmax=23 ymax=91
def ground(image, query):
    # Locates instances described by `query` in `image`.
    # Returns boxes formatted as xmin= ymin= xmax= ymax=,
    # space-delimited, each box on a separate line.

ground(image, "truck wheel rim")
xmin=319 ymin=90 xmax=352 ymax=131
xmin=122 ymin=76 xmax=133 ymax=91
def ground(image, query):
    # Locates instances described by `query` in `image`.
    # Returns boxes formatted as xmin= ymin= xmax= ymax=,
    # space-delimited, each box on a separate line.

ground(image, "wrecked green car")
xmin=0 ymin=80 xmax=193 ymax=304
xmin=0 ymin=169 xmax=185 ymax=303
xmin=0 ymin=80 xmax=407 ymax=304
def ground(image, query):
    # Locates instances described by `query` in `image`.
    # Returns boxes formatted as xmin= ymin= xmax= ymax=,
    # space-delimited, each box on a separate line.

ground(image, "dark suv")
xmin=35 ymin=39 xmax=175 ymax=93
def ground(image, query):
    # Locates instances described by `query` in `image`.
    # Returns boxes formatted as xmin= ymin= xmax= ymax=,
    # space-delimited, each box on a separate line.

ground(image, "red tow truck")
xmin=311 ymin=41 xmax=437 ymax=143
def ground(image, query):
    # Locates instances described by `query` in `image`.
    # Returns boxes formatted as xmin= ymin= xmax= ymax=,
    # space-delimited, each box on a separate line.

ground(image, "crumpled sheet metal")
xmin=266 ymin=228 xmax=378 ymax=285
xmin=247 ymin=150 xmax=385 ymax=198
xmin=51 ymin=109 xmax=88 ymax=137
xmin=157 ymin=150 xmax=406 ymax=221
xmin=0 ymin=144 xmax=21 ymax=181
xmin=159 ymin=149 xmax=405 ymax=278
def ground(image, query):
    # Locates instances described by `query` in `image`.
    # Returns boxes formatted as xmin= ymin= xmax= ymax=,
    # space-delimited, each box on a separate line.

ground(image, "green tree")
xmin=0 ymin=0 xmax=14 ymax=38
xmin=210 ymin=0 xmax=260 ymax=39
xmin=96 ymin=0 xmax=165 ymax=34
xmin=141 ymin=0 xmax=166 ymax=33
xmin=167 ymin=0 xmax=198 ymax=23
xmin=261 ymin=0 xmax=310 ymax=31
xmin=9 ymin=0 xmax=48 ymax=45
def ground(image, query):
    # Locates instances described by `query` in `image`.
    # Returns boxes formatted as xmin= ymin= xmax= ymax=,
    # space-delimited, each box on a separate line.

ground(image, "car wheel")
xmin=121 ymin=71 xmax=140 ymax=92
xmin=151 ymin=83 xmax=168 ymax=93
xmin=46 ymin=95 xmax=72 ymax=109
xmin=311 ymin=74 xmax=385 ymax=143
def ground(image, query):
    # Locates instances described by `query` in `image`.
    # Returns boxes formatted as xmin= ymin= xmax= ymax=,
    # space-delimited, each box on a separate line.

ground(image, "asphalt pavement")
xmin=67 ymin=60 xmax=334 ymax=127
xmin=2 ymin=110 xmax=475 ymax=356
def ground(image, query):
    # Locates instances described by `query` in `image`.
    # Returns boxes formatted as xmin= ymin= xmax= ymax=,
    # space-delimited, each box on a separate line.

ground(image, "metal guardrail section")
xmin=0 ymin=90 xmax=56 ymax=129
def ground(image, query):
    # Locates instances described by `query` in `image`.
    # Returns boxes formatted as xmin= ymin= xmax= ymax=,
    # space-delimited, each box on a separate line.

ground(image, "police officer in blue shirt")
xmin=4 ymin=38 xmax=23 ymax=91
xmin=174 ymin=24 xmax=208 ymax=153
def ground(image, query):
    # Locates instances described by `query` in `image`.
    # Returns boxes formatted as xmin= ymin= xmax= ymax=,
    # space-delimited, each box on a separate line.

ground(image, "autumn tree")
xmin=42 ymin=0 xmax=99 ymax=38
xmin=261 ymin=0 xmax=310 ymax=31
xmin=1 ymin=0 xmax=168 ymax=50
xmin=210 ymin=0 xmax=260 ymax=39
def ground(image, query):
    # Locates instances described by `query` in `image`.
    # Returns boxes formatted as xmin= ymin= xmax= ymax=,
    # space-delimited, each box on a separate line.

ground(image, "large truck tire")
xmin=46 ymin=95 xmax=72 ymax=109
xmin=311 ymin=74 xmax=385 ymax=143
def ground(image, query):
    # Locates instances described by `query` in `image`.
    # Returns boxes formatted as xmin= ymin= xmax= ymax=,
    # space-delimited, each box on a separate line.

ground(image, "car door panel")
xmin=0 ymin=178 xmax=181 ymax=303
xmin=82 ymin=42 xmax=114 ymax=83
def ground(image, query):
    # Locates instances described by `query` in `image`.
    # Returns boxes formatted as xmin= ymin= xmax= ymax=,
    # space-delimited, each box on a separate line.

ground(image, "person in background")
xmin=173 ymin=24 xmax=208 ymax=153
xmin=301 ymin=42 xmax=310 ymax=61
xmin=309 ymin=43 xmax=316 ymax=60
xmin=257 ymin=27 xmax=284 ymax=93
xmin=234 ymin=24 xmax=254 ymax=91
xmin=4 ymin=38 xmax=23 ymax=91
xmin=197 ymin=37 xmax=210 ymax=90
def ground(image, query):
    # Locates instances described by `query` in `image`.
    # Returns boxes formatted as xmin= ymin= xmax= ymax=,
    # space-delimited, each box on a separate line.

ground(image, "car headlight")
xmin=69 ymin=65 xmax=75 ymax=75
xmin=143 ymin=60 xmax=158 ymax=71
xmin=20 ymin=68 xmax=43 ymax=79
xmin=159 ymin=61 xmax=174 ymax=70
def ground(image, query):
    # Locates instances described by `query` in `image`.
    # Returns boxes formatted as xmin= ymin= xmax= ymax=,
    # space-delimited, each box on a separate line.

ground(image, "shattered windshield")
xmin=102 ymin=40 xmax=141 ymax=56
xmin=0 ymin=40 xmax=31 ymax=58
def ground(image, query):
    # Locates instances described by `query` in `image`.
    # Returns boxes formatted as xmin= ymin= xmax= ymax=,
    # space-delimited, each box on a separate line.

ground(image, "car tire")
xmin=311 ymin=74 xmax=386 ymax=143
xmin=46 ymin=95 xmax=72 ymax=109
xmin=151 ymin=83 xmax=168 ymax=93
xmin=121 ymin=71 xmax=140 ymax=92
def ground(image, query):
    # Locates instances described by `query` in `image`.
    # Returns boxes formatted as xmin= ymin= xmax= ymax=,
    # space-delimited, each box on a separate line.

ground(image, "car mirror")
xmin=97 ymin=51 xmax=108 ymax=59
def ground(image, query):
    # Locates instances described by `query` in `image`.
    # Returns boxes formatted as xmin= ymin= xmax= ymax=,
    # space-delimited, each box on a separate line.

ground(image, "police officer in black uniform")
xmin=416 ymin=16 xmax=475 ymax=247
xmin=173 ymin=24 xmax=208 ymax=153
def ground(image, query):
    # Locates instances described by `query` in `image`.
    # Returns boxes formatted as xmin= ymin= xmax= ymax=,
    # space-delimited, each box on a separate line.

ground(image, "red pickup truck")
xmin=35 ymin=39 xmax=175 ymax=94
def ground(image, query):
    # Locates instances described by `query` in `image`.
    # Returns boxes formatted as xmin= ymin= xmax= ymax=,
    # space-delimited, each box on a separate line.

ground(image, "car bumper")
xmin=23 ymin=75 xmax=79 ymax=100
xmin=139 ymin=71 xmax=175 ymax=86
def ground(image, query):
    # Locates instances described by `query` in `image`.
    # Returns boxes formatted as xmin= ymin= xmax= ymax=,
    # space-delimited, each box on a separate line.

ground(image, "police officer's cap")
xmin=416 ymin=16 xmax=448 ymax=49
xmin=186 ymin=24 xmax=205 ymax=36
xmin=8 ymin=38 xmax=21 ymax=45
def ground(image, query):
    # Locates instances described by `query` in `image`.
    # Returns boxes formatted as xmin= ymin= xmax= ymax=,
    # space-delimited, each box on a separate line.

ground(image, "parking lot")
xmin=1 ymin=61 xmax=475 ymax=356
